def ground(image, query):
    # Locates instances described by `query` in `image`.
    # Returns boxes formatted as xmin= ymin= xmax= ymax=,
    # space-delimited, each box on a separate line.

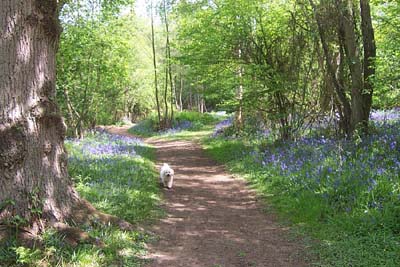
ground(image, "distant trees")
xmin=57 ymin=0 xmax=155 ymax=136
xmin=54 ymin=0 xmax=397 ymax=137
xmin=174 ymin=0 xmax=322 ymax=139
xmin=373 ymin=0 xmax=400 ymax=108
xmin=170 ymin=0 xmax=388 ymax=138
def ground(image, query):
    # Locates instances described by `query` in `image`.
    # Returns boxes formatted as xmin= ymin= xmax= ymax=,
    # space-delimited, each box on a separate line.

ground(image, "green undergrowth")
xmin=128 ymin=111 xmax=223 ymax=138
xmin=1 ymin=132 xmax=161 ymax=267
xmin=202 ymin=133 xmax=400 ymax=267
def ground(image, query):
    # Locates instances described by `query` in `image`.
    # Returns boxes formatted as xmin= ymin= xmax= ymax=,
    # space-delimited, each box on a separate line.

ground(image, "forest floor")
xmin=106 ymin=125 xmax=308 ymax=267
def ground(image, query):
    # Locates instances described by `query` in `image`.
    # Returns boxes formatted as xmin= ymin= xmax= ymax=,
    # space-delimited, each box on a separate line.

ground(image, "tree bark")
xmin=163 ymin=0 xmax=174 ymax=122
xmin=179 ymin=74 xmax=183 ymax=111
xmin=337 ymin=0 xmax=365 ymax=132
xmin=173 ymin=75 xmax=180 ymax=111
xmin=235 ymin=47 xmax=244 ymax=132
xmin=360 ymin=0 xmax=376 ymax=128
xmin=309 ymin=0 xmax=352 ymax=134
xmin=0 ymin=0 xmax=77 ymax=224
xmin=162 ymin=0 xmax=169 ymax=129
xmin=150 ymin=0 xmax=161 ymax=128
xmin=189 ymin=87 xmax=193 ymax=110
xmin=164 ymin=59 xmax=169 ymax=128
xmin=337 ymin=0 xmax=375 ymax=132
xmin=0 ymin=0 xmax=131 ymax=244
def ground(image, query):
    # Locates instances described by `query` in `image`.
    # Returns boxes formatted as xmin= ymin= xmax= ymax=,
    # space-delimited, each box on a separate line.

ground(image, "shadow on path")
xmin=106 ymin=126 xmax=307 ymax=267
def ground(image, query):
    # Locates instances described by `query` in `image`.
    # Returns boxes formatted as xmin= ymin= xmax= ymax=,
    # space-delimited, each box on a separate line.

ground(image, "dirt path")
xmin=106 ymin=126 xmax=307 ymax=267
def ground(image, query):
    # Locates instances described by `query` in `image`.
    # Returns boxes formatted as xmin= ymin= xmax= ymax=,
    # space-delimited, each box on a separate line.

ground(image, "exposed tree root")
xmin=0 ymin=224 xmax=42 ymax=248
xmin=0 ymin=198 xmax=134 ymax=250
xmin=52 ymin=222 xmax=104 ymax=248
xmin=49 ymin=199 xmax=134 ymax=248
xmin=71 ymin=199 xmax=134 ymax=231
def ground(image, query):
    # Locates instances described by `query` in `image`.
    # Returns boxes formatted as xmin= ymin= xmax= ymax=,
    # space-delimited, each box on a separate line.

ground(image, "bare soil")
xmin=106 ymin=126 xmax=308 ymax=267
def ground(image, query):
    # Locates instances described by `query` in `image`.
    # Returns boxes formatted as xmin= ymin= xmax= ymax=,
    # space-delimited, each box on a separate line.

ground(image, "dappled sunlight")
xmin=16 ymin=34 xmax=32 ymax=64
xmin=144 ymin=135 xmax=306 ymax=266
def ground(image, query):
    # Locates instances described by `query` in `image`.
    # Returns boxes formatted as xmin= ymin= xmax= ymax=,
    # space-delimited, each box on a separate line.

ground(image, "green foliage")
xmin=57 ymin=1 xmax=155 ymax=136
xmin=174 ymin=0 xmax=323 ymax=139
xmin=373 ymin=0 xmax=400 ymax=109
xmin=128 ymin=114 xmax=160 ymax=137
xmin=203 ymin=138 xmax=250 ymax=163
xmin=174 ymin=111 xmax=217 ymax=126
xmin=1 ymin=227 xmax=152 ymax=267
xmin=55 ymin=0 xmax=399 ymax=136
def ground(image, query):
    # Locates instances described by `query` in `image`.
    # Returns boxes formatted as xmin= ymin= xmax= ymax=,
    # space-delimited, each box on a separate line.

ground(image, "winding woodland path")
xmin=106 ymin=126 xmax=307 ymax=267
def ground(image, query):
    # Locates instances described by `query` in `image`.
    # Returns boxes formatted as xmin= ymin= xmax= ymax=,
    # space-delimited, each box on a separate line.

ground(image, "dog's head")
xmin=165 ymin=171 xmax=174 ymax=189
xmin=161 ymin=164 xmax=174 ymax=189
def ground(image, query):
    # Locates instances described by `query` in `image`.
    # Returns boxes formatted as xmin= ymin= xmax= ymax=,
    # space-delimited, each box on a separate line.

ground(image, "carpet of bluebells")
xmin=159 ymin=120 xmax=194 ymax=135
xmin=207 ymin=109 xmax=400 ymax=266
xmin=212 ymin=117 xmax=234 ymax=137
xmin=65 ymin=130 xmax=160 ymax=223
xmin=257 ymin=121 xmax=400 ymax=216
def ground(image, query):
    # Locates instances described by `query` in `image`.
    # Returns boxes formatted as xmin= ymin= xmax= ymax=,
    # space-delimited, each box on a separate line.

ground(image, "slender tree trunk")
xmin=338 ymin=0 xmax=375 ymax=132
xmin=337 ymin=0 xmax=365 ymax=132
xmin=235 ymin=47 xmax=244 ymax=131
xmin=151 ymin=0 xmax=161 ymax=128
xmin=174 ymin=75 xmax=180 ymax=110
xmin=164 ymin=61 xmax=169 ymax=128
xmin=311 ymin=0 xmax=375 ymax=135
xmin=170 ymin=71 xmax=175 ymax=122
xmin=179 ymin=75 xmax=183 ymax=111
xmin=360 ymin=0 xmax=376 ymax=128
xmin=309 ymin=0 xmax=352 ymax=134
xmin=189 ymin=87 xmax=193 ymax=110
xmin=163 ymin=0 xmax=174 ymax=122
xmin=201 ymin=84 xmax=207 ymax=113
xmin=198 ymin=94 xmax=203 ymax=113
xmin=62 ymin=87 xmax=81 ymax=137
xmin=173 ymin=75 xmax=180 ymax=111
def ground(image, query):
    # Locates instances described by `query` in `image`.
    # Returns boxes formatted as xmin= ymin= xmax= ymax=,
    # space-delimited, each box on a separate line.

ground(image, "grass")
xmin=128 ymin=111 xmax=223 ymax=138
xmin=1 ymin=130 xmax=161 ymax=267
xmin=203 ymin=116 xmax=400 ymax=266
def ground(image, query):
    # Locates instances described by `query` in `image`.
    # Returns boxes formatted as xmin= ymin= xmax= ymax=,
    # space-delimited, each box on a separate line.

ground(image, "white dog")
xmin=160 ymin=163 xmax=174 ymax=189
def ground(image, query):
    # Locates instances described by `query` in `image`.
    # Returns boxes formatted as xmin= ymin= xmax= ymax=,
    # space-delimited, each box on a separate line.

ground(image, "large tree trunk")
xmin=0 ymin=1 xmax=131 ymax=245
xmin=0 ymin=0 xmax=77 ymax=224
